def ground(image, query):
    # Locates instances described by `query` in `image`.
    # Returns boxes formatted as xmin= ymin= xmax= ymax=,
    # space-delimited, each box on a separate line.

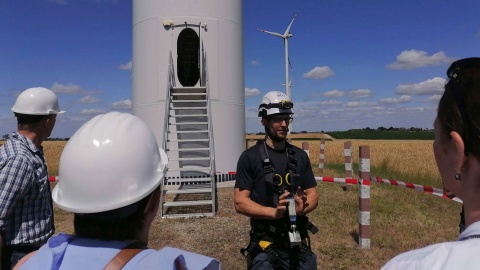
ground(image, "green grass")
xmin=309 ymin=162 xmax=461 ymax=269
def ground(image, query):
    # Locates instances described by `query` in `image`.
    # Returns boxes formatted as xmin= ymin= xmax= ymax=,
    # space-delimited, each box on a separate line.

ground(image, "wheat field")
xmin=289 ymin=139 xmax=439 ymax=179
xmin=3 ymin=139 xmax=439 ymax=180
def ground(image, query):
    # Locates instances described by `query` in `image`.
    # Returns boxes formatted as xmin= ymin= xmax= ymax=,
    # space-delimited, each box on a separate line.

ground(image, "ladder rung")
xmin=164 ymin=188 xmax=211 ymax=194
xmin=163 ymin=200 xmax=213 ymax=207
xmin=167 ymin=148 xmax=210 ymax=151
xmin=169 ymin=157 xmax=210 ymax=161
xmin=169 ymin=122 xmax=208 ymax=125
xmin=172 ymin=86 xmax=207 ymax=91
xmin=170 ymin=106 xmax=207 ymax=110
xmin=169 ymin=114 xmax=208 ymax=117
xmin=171 ymin=100 xmax=207 ymax=103
xmin=171 ymin=93 xmax=207 ymax=96
xmin=168 ymin=130 xmax=208 ymax=134
xmin=167 ymin=139 xmax=209 ymax=142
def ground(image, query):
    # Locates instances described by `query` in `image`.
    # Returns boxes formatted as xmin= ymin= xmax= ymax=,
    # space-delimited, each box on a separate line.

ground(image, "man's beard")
xmin=265 ymin=126 xmax=288 ymax=142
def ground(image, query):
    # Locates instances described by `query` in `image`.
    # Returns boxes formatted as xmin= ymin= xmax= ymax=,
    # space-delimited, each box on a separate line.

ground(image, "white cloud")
xmin=244 ymin=100 xmax=438 ymax=133
xmin=110 ymin=99 xmax=131 ymax=110
xmin=319 ymin=100 xmax=342 ymax=106
xmin=251 ymin=60 xmax=260 ymax=66
xmin=79 ymin=95 xmax=100 ymax=104
xmin=395 ymin=77 xmax=446 ymax=96
xmin=387 ymin=50 xmax=455 ymax=69
xmin=379 ymin=95 xmax=412 ymax=104
xmin=51 ymin=83 xmax=95 ymax=95
xmin=118 ymin=61 xmax=132 ymax=70
xmin=348 ymin=89 xmax=372 ymax=99
xmin=80 ymin=109 xmax=105 ymax=115
xmin=323 ymin=89 xmax=344 ymax=97
xmin=245 ymin=88 xmax=260 ymax=97
xmin=303 ymin=66 xmax=334 ymax=79
xmin=303 ymin=92 xmax=323 ymax=101
xmin=424 ymin=95 xmax=442 ymax=103
xmin=346 ymin=101 xmax=372 ymax=107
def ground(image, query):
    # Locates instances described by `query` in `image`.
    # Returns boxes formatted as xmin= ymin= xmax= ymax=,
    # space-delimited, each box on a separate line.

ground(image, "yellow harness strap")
xmin=259 ymin=240 xmax=272 ymax=250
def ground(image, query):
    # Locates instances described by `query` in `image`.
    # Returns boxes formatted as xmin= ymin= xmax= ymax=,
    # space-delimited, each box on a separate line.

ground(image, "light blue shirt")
xmin=20 ymin=233 xmax=220 ymax=270
xmin=382 ymin=221 xmax=480 ymax=269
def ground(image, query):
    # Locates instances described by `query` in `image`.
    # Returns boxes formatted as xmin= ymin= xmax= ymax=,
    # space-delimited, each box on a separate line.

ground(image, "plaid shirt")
xmin=0 ymin=132 xmax=54 ymax=246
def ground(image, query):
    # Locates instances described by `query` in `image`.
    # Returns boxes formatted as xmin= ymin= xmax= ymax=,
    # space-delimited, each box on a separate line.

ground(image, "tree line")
xmin=253 ymin=126 xmax=434 ymax=140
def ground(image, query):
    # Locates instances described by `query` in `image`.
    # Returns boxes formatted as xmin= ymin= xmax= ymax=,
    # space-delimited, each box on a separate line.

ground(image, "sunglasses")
xmin=261 ymin=100 xmax=294 ymax=110
xmin=446 ymin=57 xmax=480 ymax=155
xmin=270 ymin=116 xmax=294 ymax=124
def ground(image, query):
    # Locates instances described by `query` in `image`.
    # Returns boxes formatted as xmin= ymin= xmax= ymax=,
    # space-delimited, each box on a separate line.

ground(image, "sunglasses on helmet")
xmin=260 ymin=100 xmax=294 ymax=110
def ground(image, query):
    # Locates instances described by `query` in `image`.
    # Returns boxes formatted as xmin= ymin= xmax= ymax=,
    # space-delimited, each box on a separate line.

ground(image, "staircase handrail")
xmin=163 ymin=51 xmax=175 ymax=152
xmin=203 ymin=51 xmax=217 ymax=214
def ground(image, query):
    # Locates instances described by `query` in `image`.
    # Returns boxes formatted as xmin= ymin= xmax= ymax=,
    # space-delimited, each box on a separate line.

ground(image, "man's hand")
xmin=274 ymin=191 xmax=291 ymax=219
xmin=293 ymin=186 xmax=309 ymax=215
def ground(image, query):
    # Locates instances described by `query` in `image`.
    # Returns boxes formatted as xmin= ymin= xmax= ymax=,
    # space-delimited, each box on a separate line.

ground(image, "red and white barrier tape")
xmin=315 ymin=176 xmax=358 ymax=185
xmin=315 ymin=176 xmax=462 ymax=203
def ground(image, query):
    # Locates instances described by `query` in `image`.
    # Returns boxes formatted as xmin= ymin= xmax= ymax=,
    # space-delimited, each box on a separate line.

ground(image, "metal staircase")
xmin=160 ymin=50 xmax=216 ymax=218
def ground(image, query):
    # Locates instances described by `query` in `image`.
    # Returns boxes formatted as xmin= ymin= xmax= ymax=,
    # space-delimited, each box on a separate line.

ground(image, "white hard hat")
xmin=52 ymin=112 xmax=168 ymax=214
xmin=12 ymin=87 xmax=65 ymax=115
xmin=258 ymin=91 xmax=294 ymax=117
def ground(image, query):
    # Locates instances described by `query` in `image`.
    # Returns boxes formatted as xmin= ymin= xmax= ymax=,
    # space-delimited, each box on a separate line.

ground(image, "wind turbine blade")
xmin=257 ymin=28 xmax=284 ymax=38
xmin=284 ymin=11 xmax=300 ymax=36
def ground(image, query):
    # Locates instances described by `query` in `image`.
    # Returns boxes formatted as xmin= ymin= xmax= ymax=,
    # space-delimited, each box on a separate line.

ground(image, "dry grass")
xmin=10 ymin=138 xmax=461 ymax=269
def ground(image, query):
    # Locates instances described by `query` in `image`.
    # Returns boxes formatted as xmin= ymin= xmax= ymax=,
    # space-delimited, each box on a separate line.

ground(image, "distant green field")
xmin=247 ymin=130 xmax=434 ymax=140
xmin=327 ymin=130 xmax=434 ymax=140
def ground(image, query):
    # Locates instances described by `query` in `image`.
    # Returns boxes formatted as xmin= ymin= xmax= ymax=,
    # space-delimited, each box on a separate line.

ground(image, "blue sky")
xmin=1 ymin=0 xmax=479 ymax=138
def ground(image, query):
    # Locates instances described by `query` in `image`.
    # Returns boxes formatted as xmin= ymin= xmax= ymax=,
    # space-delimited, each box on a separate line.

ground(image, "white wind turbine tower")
xmin=257 ymin=11 xmax=299 ymax=99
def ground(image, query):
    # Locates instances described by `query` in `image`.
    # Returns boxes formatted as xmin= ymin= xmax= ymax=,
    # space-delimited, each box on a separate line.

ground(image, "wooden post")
xmin=318 ymin=139 xmax=325 ymax=172
xmin=344 ymin=141 xmax=353 ymax=191
xmin=302 ymin=142 xmax=309 ymax=157
xmin=247 ymin=139 xmax=255 ymax=149
xmin=358 ymin=146 xmax=371 ymax=249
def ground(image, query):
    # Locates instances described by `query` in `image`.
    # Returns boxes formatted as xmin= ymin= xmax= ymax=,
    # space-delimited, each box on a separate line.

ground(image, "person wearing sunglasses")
xmin=234 ymin=91 xmax=319 ymax=269
xmin=382 ymin=57 xmax=480 ymax=269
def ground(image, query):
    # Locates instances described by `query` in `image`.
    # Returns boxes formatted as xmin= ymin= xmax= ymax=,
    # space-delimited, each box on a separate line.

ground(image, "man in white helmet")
xmin=13 ymin=112 xmax=219 ymax=270
xmin=0 ymin=87 xmax=64 ymax=270
xmin=234 ymin=91 xmax=319 ymax=269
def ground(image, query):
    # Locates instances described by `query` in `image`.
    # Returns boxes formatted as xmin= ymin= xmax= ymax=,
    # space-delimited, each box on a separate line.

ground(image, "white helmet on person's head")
xmin=12 ymin=87 xmax=65 ymax=115
xmin=258 ymin=91 xmax=294 ymax=118
xmin=52 ymin=112 xmax=168 ymax=214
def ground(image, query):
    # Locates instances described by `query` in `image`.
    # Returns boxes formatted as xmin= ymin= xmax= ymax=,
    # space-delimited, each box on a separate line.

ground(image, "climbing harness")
xmin=241 ymin=141 xmax=319 ymax=269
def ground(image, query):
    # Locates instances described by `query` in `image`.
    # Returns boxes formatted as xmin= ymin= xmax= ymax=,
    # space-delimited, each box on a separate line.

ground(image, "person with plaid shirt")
xmin=0 ymin=87 xmax=64 ymax=270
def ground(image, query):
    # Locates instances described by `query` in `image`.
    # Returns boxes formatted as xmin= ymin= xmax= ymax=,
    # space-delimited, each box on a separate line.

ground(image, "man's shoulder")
xmin=134 ymin=247 xmax=220 ymax=270
xmin=382 ymin=241 xmax=467 ymax=270
xmin=0 ymin=139 xmax=33 ymax=161
xmin=242 ymin=141 xmax=263 ymax=155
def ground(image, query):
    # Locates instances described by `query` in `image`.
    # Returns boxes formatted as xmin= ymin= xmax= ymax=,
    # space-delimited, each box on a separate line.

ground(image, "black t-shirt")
xmin=235 ymin=141 xmax=317 ymax=208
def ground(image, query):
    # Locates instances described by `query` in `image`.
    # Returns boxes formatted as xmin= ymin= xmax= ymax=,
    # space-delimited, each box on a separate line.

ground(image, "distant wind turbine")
xmin=257 ymin=11 xmax=299 ymax=99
